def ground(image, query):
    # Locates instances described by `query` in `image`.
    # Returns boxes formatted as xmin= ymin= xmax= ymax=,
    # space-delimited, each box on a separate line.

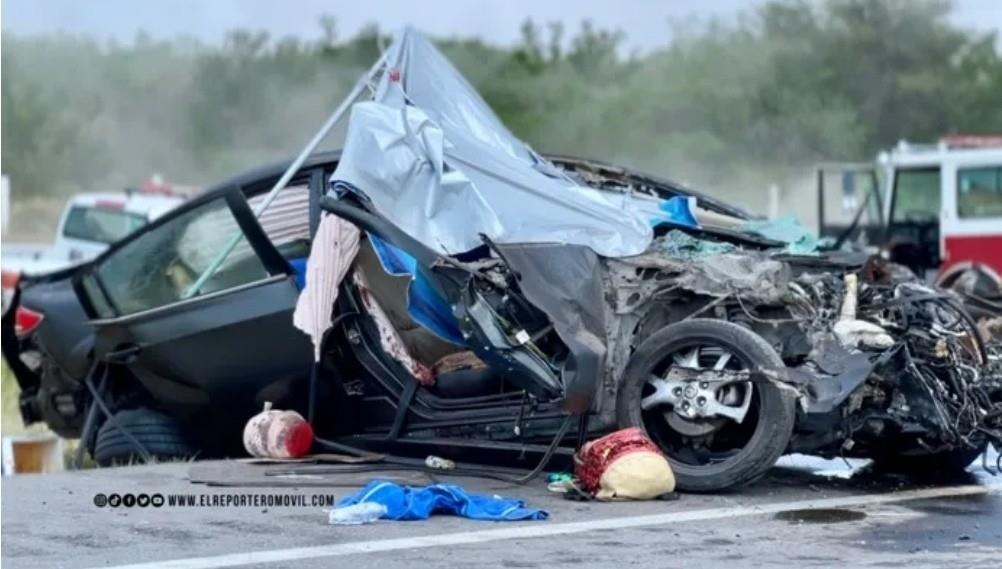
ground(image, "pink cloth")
xmin=293 ymin=213 xmax=431 ymax=385
xmin=293 ymin=214 xmax=361 ymax=361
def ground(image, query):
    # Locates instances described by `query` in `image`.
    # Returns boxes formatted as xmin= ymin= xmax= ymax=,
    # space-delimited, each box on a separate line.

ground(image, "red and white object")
xmin=242 ymin=402 xmax=314 ymax=459
xmin=574 ymin=427 xmax=675 ymax=500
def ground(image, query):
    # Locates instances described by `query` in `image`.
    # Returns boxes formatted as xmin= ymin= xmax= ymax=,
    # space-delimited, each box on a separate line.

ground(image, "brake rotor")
xmin=665 ymin=411 xmax=724 ymax=437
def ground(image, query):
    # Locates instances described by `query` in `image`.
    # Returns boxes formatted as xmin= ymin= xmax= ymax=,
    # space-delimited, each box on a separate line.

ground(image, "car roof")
xmin=196 ymin=150 xmax=344 ymax=199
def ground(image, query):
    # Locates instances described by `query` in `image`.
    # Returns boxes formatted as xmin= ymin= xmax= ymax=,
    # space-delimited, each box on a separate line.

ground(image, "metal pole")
xmin=183 ymin=53 xmax=388 ymax=299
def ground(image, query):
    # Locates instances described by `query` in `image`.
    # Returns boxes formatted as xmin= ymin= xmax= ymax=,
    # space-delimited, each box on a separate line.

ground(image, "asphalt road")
xmin=2 ymin=453 xmax=1001 ymax=569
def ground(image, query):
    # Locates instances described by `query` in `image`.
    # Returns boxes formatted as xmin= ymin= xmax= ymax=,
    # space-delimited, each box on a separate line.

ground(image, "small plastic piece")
xmin=424 ymin=455 xmax=456 ymax=470
xmin=328 ymin=502 xmax=387 ymax=525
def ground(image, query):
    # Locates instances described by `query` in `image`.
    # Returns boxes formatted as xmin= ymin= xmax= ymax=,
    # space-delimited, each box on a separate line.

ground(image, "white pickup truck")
xmin=2 ymin=191 xmax=184 ymax=276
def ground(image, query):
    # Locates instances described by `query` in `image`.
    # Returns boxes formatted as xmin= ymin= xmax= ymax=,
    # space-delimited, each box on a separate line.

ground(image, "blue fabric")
xmin=367 ymin=234 xmax=466 ymax=345
xmin=288 ymin=257 xmax=308 ymax=290
xmin=650 ymin=196 xmax=699 ymax=228
xmin=338 ymin=480 xmax=548 ymax=521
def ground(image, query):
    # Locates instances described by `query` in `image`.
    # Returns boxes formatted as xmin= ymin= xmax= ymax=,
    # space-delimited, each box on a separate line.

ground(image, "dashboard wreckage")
xmin=3 ymin=28 xmax=1000 ymax=492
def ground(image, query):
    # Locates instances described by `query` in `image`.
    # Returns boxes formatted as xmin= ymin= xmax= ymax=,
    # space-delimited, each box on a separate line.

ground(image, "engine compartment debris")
xmin=603 ymin=233 xmax=1002 ymax=469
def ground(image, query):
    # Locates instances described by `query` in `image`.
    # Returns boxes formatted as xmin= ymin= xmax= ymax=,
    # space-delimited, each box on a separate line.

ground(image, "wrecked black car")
xmin=4 ymin=28 xmax=1000 ymax=492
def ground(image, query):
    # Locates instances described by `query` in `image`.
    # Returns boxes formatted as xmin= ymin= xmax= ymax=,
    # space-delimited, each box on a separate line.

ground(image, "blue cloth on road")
xmin=338 ymin=480 xmax=549 ymax=521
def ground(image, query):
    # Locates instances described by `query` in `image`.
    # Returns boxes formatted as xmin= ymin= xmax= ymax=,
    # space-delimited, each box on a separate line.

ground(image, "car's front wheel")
xmin=617 ymin=319 xmax=795 ymax=493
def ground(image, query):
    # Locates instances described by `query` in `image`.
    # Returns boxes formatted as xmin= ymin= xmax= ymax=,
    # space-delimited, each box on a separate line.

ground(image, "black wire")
xmin=74 ymin=364 xmax=108 ymax=468
xmin=84 ymin=368 xmax=153 ymax=463
xmin=311 ymin=414 xmax=576 ymax=485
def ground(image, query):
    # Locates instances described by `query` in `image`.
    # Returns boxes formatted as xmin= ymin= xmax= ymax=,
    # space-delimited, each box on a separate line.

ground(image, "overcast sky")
xmin=3 ymin=0 xmax=1000 ymax=51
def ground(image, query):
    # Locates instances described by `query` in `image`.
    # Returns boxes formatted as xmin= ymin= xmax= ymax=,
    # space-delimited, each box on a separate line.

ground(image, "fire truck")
xmin=817 ymin=136 xmax=1002 ymax=318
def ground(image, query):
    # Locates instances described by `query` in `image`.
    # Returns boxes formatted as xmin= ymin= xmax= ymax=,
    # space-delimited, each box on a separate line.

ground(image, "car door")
xmin=75 ymin=183 xmax=313 ymax=421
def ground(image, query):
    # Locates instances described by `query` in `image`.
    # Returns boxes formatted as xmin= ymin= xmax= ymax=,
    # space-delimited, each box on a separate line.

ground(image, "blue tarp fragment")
xmin=651 ymin=196 xmax=700 ymax=228
xmin=338 ymin=480 xmax=549 ymax=521
xmin=367 ymin=234 xmax=466 ymax=345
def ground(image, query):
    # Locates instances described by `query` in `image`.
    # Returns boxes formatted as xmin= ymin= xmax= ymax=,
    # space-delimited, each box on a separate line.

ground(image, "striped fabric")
xmin=248 ymin=186 xmax=311 ymax=247
xmin=292 ymin=213 xmax=361 ymax=361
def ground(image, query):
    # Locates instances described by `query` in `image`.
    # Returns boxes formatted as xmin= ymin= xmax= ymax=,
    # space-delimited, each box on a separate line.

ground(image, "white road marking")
xmin=94 ymin=482 xmax=1001 ymax=569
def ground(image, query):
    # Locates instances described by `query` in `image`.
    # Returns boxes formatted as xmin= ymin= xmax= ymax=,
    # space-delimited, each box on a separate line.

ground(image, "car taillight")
xmin=15 ymin=306 xmax=44 ymax=335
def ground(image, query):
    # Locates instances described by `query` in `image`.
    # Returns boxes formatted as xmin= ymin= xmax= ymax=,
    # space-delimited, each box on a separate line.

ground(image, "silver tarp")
xmin=331 ymin=27 xmax=656 ymax=258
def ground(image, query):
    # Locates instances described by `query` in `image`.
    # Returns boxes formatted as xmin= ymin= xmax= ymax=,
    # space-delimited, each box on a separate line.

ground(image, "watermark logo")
xmin=93 ymin=492 xmax=333 ymax=508
xmin=95 ymin=493 xmax=164 ymax=508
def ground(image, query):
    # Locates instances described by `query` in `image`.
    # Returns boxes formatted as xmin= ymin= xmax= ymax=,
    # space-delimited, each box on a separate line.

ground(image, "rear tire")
xmin=617 ymin=319 xmax=795 ymax=493
xmin=93 ymin=408 xmax=195 ymax=466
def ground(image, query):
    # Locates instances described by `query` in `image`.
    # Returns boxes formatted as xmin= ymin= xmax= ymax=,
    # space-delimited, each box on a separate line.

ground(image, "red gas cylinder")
xmin=242 ymin=402 xmax=314 ymax=459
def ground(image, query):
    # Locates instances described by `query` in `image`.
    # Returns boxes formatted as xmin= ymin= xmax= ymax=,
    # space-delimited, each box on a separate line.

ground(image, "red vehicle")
xmin=818 ymin=136 xmax=1002 ymax=317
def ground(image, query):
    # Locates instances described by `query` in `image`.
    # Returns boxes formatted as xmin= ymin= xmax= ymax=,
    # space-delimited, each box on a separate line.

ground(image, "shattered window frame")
xmin=86 ymin=196 xmax=272 ymax=317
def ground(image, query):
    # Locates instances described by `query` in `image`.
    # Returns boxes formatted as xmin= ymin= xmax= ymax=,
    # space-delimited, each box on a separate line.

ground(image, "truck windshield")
xmin=890 ymin=168 xmax=940 ymax=223
xmin=62 ymin=206 xmax=147 ymax=244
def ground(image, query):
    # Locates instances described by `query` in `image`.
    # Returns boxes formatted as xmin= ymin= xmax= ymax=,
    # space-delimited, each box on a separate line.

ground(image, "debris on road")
xmin=574 ymin=428 xmax=675 ymax=501
xmin=338 ymin=480 xmax=549 ymax=521
xmin=328 ymin=502 xmax=388 ymax=525
xmin=242 ymin=402 xmax=313 ymax=459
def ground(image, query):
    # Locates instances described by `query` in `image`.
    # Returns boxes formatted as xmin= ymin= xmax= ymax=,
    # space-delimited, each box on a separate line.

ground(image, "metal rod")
xmin=73 ymin=362 xmax=108 ymax=468
xmin=183 ymin=53 xmax=389 ymax=299
xmin=84 ymin=371 xmax=153 ymax=463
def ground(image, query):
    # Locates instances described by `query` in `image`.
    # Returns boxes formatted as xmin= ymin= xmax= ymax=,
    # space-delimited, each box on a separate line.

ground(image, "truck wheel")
xmin=93 ymin=408 xmax=195 ymax=466
xmin=616 ymin=319 xmax=795 ymax=493
xmin=871 ymin=443 xmax=987 ymax=478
